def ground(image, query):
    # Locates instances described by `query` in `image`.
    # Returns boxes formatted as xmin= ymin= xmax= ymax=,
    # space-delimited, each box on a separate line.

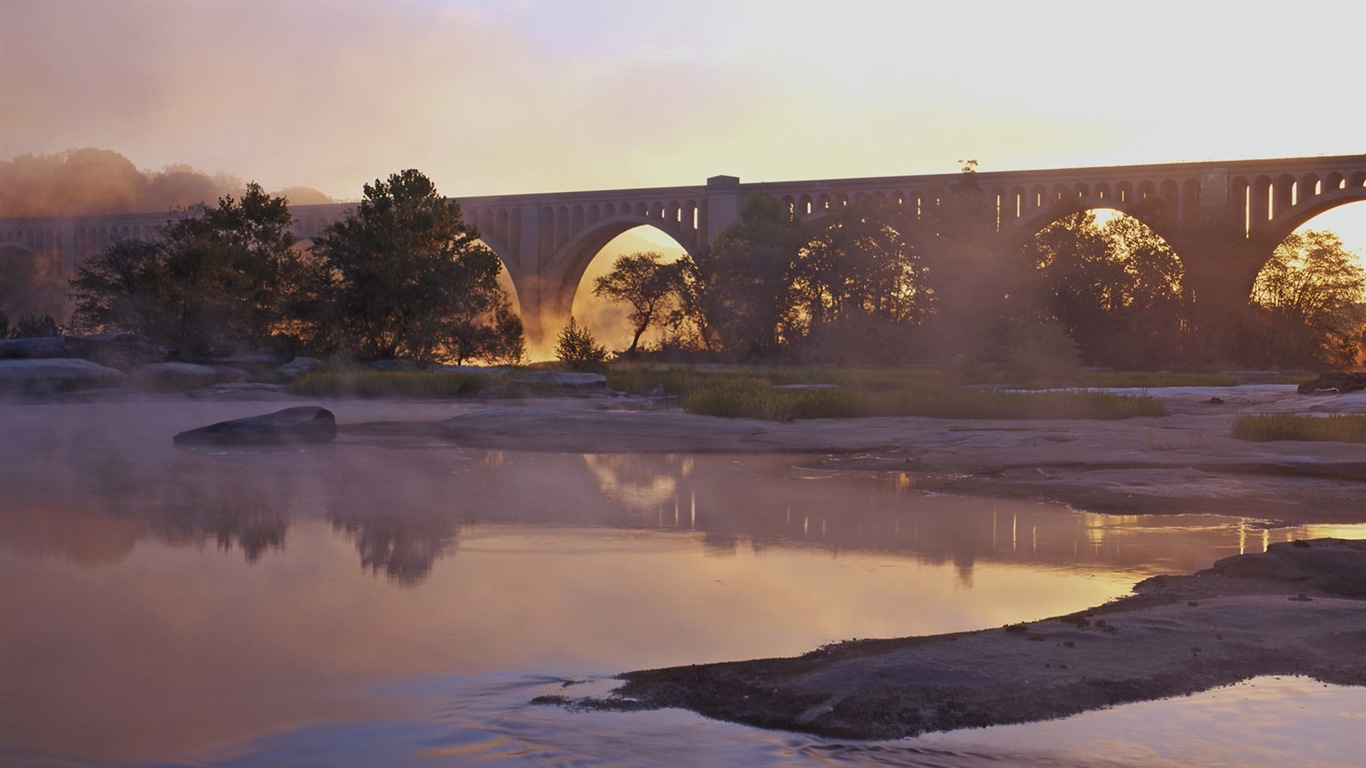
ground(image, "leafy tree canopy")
xmin=1251 ymin=229 xmax=1366 ymax=366
xmin=309 ymin=169 xmax=523 ymax=365
xmin=68 ymin=182 xmax=304 ymax=354
xmin=696 ymin=192 xmax=809 ymax=358
xmin=592 ymin=251 xmax=685 ymax=354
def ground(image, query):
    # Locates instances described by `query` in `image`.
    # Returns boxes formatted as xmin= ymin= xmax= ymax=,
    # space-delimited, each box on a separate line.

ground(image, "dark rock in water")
xmin=1196 ymin=538 xmax=1366 ymax=599
xmin=173 ymin=406 xmax=337 ymax=446
xmin=1297 ymin=371 xmax=1366 ymax=394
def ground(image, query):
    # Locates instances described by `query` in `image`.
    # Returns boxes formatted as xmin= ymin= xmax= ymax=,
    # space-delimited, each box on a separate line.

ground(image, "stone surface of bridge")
xmin=3 ymin=154 xmax=1363 ymax=346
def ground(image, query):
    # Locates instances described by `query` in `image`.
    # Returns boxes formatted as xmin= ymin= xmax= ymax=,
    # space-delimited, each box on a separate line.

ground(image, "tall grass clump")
xmin=1231 ymin=413 xmax=1366 ymax=443
xmin=607 ymin=365 xmax=747 ymax=397
xmin=291 ymin=368 xmax=492 ymax=398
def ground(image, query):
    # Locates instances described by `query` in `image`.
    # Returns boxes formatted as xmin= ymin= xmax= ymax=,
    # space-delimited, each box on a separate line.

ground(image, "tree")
xmin=658 ymin=255 xmax=716 ymax=353
xmin=67 ymin=238 xmax=173 ymax=339
xmin=592 ymin=251 xmax=685 ymax=354
xmin=1103 ymin=212 xmax=1188 ymax=367
xmin=694 ymin=192 xmax=808 ymax=359
xmin=1031 ymin=211 xmax=1128 ymax=359
xmin=68 ymin=183 xmax=303 ymax=353
xmin=791 ymin=194 xmax=929 ymax=329
xmin=1027 ymin=210 xmax=1191 ymax=368
xmin=1251 ymin=229 xmax=1366 ymax=366
xmin=309 ymin=169 xmax=523 ymax=364
xmin=554 ymin=316 xmax=609 ymax=370
xmin=901 ymin=163 xmax=1031 ymax=361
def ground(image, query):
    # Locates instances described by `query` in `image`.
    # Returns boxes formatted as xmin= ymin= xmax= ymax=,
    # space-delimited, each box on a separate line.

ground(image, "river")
xmin=1 ymin=400 xmax=1361 ymax=767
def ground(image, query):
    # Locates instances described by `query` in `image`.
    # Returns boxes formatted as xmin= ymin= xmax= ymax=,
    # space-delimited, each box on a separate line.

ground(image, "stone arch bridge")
xmin=3 ymin=154 xmax=1363 ymax=346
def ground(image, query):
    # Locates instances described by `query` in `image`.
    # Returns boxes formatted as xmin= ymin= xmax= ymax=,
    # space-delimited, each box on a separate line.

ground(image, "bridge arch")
xmin=1254 ymin=172 xmax=1366 ymax=241
xmin=538 ymin=215 xmax=691 ymax=333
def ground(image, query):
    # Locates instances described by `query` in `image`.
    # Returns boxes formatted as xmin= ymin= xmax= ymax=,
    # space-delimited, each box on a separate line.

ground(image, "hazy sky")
xmin=4 ymin=0 xmax=1363 ymax=199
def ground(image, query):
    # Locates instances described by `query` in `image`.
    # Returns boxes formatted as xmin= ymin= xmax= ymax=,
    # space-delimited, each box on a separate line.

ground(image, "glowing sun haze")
xmin=3 ymin=0 xmax=1363 ymax=191
xmin=1 ymin=0 xmax=1362 ymax=250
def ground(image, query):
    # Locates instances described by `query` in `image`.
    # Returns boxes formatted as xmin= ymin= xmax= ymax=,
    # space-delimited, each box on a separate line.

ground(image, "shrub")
xmin=291 ymin=368 xmax=491 ymax=398
xmin=992 ymin=323 xmax=1083 ymax=386
xmin=554 ymin=317 xmax=610 ymax=372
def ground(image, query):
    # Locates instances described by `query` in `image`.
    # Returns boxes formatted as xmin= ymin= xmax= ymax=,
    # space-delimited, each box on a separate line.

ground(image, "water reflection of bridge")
xmin=2 ymin=155 xmax=1362 ymax=344
xmin=3 ymin=442 xmax=1345 ymax=587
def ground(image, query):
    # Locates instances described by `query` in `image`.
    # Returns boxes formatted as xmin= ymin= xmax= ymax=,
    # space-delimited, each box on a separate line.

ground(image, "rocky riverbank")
xmin=540 ymin=538 xmax=1366 ymax=740
xmin=334 ymin=383 xmax=1366 ymax=523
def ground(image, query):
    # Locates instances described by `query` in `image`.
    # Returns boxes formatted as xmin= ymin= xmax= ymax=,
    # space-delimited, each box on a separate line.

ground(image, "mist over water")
xmin=1 ymin=400 xmax=1362 ymax=766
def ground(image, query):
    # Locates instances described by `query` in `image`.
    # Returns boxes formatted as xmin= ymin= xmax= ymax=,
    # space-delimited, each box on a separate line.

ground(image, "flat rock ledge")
xmin=541 ymin=538 xmax=1366 ymax=740
xmin=173 ymin=406 xmax=338 ymax=446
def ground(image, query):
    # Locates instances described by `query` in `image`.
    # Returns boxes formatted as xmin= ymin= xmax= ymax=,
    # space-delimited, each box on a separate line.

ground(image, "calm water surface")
xmin=1 ymin=401 xmax=1362 ymax=767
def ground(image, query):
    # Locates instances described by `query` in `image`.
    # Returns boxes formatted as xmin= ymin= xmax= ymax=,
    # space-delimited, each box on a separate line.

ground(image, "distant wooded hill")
xmin=0 ymin=148 xmax=331 ymax=218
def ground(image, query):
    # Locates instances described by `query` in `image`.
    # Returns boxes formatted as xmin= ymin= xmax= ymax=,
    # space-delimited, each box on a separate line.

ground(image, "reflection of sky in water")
xmin=1 ymin=402 xmax=1362 ymax=765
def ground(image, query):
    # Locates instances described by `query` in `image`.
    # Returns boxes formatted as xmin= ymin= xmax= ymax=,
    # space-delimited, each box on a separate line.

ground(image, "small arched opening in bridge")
xmin=1246 ymin=199 xmax=1366 ymax=368
xmin=565 ymin=224 xmax=689 ymax=358
xmin=1025 ymin=207 xmax=1188 ymax=369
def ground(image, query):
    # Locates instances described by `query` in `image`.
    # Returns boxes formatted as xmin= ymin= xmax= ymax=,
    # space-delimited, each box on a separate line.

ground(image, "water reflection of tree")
xmin=329 ymin=515 xmax=457 ymax=586
xmin=79 ymin=452 xmax=291 ymax=563
xmin=147 ymin=475 xmax=289 ymax=563
xmin=154 ymin=504 xmax=287 ymax=563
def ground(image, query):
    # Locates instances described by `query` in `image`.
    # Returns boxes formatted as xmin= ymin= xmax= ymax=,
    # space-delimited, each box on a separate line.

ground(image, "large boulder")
xmin=0 ymin=333 xmax=165 ymax=372
xmin=65 ymin=333 xmax=166 ymax=371
xmin=514 ymin=371 xmax=608 ymax=393
xmin=172 ymin=406 xmax=337 ymax=446
xmin=1298 ymin=371 xmax=1366 ymax=394
xmin=0 ymin=337 xmax=71 ymax=360
xmin=128 ymin=362 xmax=250 ymax=392
xmin=0 ymin=358 xmax=127 ymax=394
xmin=276 ymin=356 xmax=322 ymax=380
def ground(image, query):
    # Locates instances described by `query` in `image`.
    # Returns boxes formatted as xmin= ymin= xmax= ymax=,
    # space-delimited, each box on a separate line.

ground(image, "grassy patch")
xmin=609 ymin=364 xmax=1235 ymax=397
xmin=682 ymin=378 xmax=1164 ymax=422
xmin=291 ymin=368 xmax=493 ymax=398
xmin=682 ymin=381 xmax=858 ymax=421
xmin=613 ymin=364 xmax=1164 ymax=421
xmin=1231 ymin=413 xmax=1366 ymax=443
xmin=1073 ymin=371 xmax=1240 ymax=389
xmin=608 ymin=364 xmax=944 ymax=397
